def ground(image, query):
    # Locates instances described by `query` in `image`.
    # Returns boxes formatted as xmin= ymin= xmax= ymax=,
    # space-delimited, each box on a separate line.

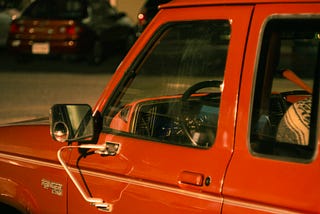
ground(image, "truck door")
xmin=64 ymin=5 xmax=253 ymax=213
xmin=223 ymin=3 xmax=320 ymax=213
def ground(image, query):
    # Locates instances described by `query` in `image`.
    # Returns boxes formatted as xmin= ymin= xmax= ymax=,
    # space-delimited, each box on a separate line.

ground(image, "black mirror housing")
xmin=50 ymin=104 xmax=95 ymax=143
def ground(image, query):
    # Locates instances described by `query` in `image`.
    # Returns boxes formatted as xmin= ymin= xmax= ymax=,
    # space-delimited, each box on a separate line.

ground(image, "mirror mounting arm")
xmin=57 ymin=143 xmax=120 ymax=212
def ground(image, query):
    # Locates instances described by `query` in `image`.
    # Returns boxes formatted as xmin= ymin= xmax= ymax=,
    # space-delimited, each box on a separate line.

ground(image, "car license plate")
xmin=32 ymin=43 xmax=50 ymax=54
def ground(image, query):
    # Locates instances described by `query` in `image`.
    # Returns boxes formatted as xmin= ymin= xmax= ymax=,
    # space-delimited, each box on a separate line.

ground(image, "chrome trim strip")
xmin=0 ymin=152 xmax=62 ymax=170
xmin=223 ymin=198 xmax=300 ymax=214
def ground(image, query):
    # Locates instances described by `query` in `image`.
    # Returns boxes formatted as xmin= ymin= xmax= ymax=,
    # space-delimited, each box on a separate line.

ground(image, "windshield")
xmin=23 ymin=0 xmax=88 ymax=19
xmin=0 ymin=0 xmax=27 ymax=10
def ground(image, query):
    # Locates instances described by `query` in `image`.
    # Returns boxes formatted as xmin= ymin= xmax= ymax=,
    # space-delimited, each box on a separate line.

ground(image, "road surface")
xmin=0 ymin=48 xmax=122 ymax=124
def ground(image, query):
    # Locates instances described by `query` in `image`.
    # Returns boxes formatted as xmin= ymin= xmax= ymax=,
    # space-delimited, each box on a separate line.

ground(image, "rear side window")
xmin=103 ymin=20 xmax=231 ymax=149
xmin=250 ymin=18 xmax=319 ymax=161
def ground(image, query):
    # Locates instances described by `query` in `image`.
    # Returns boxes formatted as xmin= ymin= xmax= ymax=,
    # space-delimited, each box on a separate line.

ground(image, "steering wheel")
xmin=180 ymin=80 xmax=222 ymax=146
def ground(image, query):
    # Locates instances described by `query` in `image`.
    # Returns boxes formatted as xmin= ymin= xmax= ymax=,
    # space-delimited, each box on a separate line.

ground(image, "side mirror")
xmin=50 ymin=104 xmax=94 ymax=143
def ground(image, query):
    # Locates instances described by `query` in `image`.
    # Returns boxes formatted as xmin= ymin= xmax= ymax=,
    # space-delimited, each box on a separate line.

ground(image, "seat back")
xmin=276 ymin=97 xmax=312 ymax=145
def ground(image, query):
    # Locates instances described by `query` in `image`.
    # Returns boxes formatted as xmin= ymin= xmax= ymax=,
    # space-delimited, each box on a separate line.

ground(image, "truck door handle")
xmin=95 ymin=142 xmax=121 ymax=156
xmin=178 ymin=171 xmax=204 ymax=186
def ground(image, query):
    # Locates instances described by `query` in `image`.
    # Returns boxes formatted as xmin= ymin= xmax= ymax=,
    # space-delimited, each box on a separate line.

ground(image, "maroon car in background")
xmin=6 ymin=0 xmax=136 ymax=64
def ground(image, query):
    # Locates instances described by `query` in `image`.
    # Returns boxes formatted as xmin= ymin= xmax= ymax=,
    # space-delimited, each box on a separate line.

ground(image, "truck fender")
xmin=0 ymin=177 xmax=38 ymax=214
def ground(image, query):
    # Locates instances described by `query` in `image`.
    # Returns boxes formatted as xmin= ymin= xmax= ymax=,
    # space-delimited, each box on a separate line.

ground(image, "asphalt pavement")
xmin=0 ymin=48 xmax=122 ymax=124
xmin=0 ymin=47 xmax=124 ymax=73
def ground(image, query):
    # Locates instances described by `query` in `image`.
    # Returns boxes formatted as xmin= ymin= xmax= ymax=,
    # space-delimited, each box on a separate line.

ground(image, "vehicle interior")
xmin=103 ymin=20 xmax=230 ymax=149
xmin=250 ymin=19 xmax=319 ymax=161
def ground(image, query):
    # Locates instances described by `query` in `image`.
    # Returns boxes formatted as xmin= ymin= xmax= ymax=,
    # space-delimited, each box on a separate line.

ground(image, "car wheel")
xmin=88 ymin=40 xmax=104 ymax=65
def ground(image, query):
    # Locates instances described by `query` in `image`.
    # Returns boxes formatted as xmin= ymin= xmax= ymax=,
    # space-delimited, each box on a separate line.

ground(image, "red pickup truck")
xmin=0 ymin=0 xmax=319 ymax=213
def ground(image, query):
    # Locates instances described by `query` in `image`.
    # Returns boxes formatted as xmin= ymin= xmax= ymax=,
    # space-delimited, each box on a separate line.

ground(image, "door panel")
xmin=223 ymin=4 xmax=320 ymax=213
xmin=67 ymin=135 xmax=228 ymax=213
xmin=67 ymin=5 xmax=253 ymax=213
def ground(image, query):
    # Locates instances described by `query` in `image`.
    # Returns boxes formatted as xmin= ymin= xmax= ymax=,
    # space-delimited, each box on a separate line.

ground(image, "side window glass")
xmin=250 ymin=19 xmax=319 ymax=161
xmin=103 ymin=20 xmax=231 ymax=148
